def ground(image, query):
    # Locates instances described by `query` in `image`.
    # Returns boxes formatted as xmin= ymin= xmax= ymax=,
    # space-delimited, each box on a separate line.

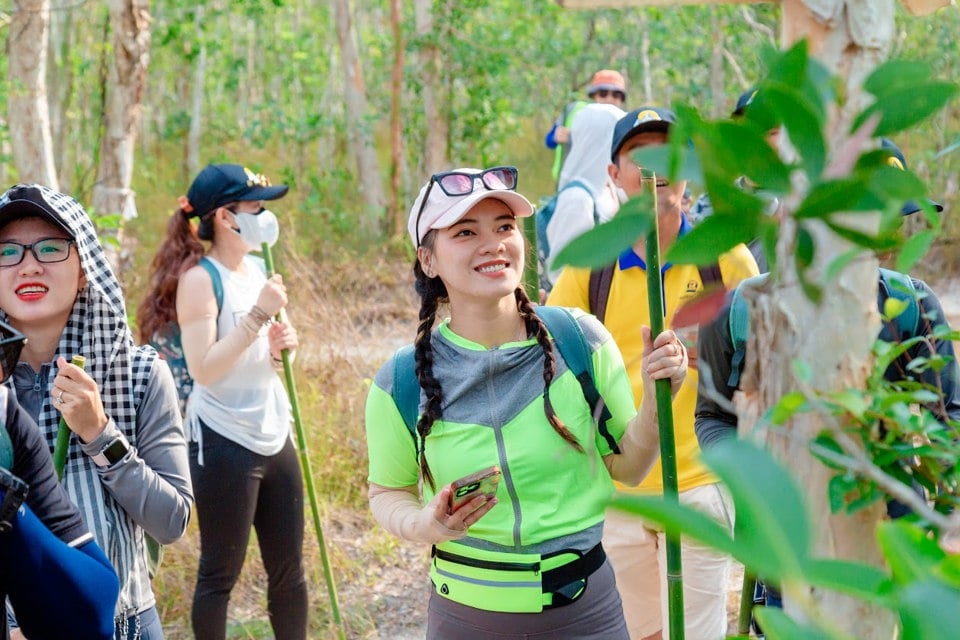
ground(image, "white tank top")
xmin=186 ymin=255 xmax=291 ymax=458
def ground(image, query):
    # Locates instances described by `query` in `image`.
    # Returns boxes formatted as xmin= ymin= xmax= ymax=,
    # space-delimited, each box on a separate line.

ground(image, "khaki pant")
xmin=604 ymin=483 xmax=735 ymax=639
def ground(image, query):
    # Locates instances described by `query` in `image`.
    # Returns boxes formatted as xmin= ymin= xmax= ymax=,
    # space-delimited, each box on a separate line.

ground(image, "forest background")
xmin=1 ymin=0 xmax=959 ymax=638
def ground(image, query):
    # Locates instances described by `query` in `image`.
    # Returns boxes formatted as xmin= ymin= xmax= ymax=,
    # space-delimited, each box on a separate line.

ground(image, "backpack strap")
xmin=392 ymin=345 xmax=421 ymax=449
xmin=198 ymin=256 xmax=224 ymax=316
xmin=697 ymin=262 xmax=723 ymax=291
xmin=390 ymin=308 xmax=619 ymax=455
xmin=535 ymin=306 xmax=619 ymax=454
xmin=879 ymin=268 xmax=920 ymax=338
xmin=727 ymin=274 xmax=769 ymax=389
xmin=587 ymin=263 xmax=616 ymax=324
xmin=0 ymin=388 xmax=12 ymax=470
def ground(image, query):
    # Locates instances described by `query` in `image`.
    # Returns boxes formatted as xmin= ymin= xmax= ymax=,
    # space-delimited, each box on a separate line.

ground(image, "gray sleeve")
xmin=79 ymin=359 xmax=193 ymax=544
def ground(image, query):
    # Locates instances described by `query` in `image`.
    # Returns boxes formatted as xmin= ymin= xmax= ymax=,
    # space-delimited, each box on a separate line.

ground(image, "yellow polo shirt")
xmin=548 ymin=240 xmax=759 ymax=494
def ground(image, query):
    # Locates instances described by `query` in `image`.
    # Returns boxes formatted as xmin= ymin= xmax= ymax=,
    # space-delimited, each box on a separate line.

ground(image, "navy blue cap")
xmin=0 ymin=185 xmax=75 ymax=238
xmin=182 ymin=164 xmax=288 ymax=218
xmin=610 ymin=107 xmax=677 ymax=162
xmin=733 ymin=87 xmax=758 ymax=117
xmin=880 ymin=139 xmax=943 ymax=216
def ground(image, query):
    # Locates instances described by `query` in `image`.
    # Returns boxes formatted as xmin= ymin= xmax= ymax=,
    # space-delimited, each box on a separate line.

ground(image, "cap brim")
xmin=243 ymin=184 xmax=289 ymax=202
xmin=0 ymin=199 xmax=74 ymax=238
xmin=900 ymin=198 xmax=944 ymax=216
xmin=430 ymin=190 xmax=534 ymax=232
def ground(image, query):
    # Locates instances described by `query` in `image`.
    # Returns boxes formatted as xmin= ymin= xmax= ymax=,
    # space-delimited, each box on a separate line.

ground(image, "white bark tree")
xmin=7 ymin=0 xmax=58 ymax=188
xmin=332 ymin=0 xmax=386 ymax=237
xmin=94 ymin=0 xmax=151 ymax=271
xmin=738 ymin=1 xmax=902 ymax=637
xmin=413 ymin=0 xmax=448 ymax=175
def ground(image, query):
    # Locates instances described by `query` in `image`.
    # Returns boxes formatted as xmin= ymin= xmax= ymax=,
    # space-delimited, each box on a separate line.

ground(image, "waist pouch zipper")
xmin=433 ymin=547 xmax=541 ymax=575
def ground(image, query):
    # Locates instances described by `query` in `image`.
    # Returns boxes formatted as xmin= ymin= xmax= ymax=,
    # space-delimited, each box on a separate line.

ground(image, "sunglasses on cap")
xmin=414 ymin=166 xmax=519 ymax=247
xmin=0 ymin=319 xmax=26 ymax=384
xmin=594 ymin=89 xmax=626 ymax=101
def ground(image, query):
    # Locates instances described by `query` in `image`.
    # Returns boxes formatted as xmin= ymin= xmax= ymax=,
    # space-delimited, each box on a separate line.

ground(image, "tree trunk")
xmin=738 ymin=0 xmax=899 ymax=637
xmin=332 ymin=0 xmax=386 ymax=237
xmin=94 ymin=0 xmax=151 ymax=273
xmin=7 ymin=0 xmax=58 ymax=188
xmin=186 ymin=6 xmax=206 ymax=178
xmin=389 ymin=0 xmax=405 ymax=236
xmin=413 ymin=0 xmax=448 ymax=175
xmin=639 ymin=12 xmax=653 ymax=104
xmin=709 ymin=8 xmax=725 ymax=118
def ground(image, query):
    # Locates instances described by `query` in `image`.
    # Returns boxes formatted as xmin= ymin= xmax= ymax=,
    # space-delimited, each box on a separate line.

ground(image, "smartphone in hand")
xmin=447 ymin=465 xmax=501 ymax=515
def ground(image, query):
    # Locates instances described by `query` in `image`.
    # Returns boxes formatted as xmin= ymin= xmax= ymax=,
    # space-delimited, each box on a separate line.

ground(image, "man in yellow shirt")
xmin=548 ymin=106 xmax=759 ymax=640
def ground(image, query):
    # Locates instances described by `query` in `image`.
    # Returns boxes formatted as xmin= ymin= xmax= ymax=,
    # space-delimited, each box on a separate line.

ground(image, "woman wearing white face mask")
xmin=138 ymin=164 xmax=306 ymax=640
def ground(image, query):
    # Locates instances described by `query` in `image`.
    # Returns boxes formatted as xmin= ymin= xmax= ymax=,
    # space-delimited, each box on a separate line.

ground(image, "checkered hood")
xmin=0 ymin=184 xmax=157 ymax=618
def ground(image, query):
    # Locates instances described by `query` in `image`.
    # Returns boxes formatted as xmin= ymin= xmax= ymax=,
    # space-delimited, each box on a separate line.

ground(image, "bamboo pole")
xmin=642 ymin=172 xmax=685 ymax=640
xmin=53 ymin=355 xmax=85 ymax=479
xmin=262 ymin=242 xmax=347 ymax=640
xmin=522 ymin=214 xmax=540 ymax=302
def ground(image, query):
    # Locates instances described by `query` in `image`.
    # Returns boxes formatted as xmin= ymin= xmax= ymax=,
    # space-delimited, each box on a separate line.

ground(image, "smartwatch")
xmin=91 ymin=436 xmax=130 ymax=468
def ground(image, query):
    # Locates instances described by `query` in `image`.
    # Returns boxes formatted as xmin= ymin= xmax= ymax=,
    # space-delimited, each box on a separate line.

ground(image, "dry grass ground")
xmin=152 ymin=243 xmax=958 ymax=639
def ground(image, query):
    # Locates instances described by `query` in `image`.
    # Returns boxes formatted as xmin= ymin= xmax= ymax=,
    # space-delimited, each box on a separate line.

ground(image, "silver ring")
xmin=56 ymin=390 xmax=64 ymax=406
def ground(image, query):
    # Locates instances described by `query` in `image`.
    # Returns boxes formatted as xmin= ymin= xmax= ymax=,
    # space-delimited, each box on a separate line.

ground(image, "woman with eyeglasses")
xmin=365 ymin=166 xmax=687 ymax=639
xmin=137 ymin=164 xmax=306 ymax=640
xmin=0 ymin=184 xmax=192 ymax=640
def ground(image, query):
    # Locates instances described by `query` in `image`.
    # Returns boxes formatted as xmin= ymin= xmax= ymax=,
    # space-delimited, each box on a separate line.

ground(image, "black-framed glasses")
xmin=0 ymin=319 xmax=26 ymax=384
xmin=413 ymin=166 xmax=518 ymax=246
xmin=0 ymin=238 xmax=75 ymax=268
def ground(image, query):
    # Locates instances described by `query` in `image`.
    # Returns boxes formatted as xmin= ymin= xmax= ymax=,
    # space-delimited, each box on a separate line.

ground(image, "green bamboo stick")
xmin=522 ymin=214 xmax=540 ymax=302
xmin=642 ymin=172 xmax=685 ymax=640
xmin=53 ymin=354 xmax=86 ymax=479
xmin=262 ymin=243 xmax=347 ymax=640
xmin=738 ymin=572 xmax=758 ymax=635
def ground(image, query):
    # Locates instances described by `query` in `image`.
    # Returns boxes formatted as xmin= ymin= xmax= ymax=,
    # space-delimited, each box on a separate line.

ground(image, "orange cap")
xmin=587 ymin=69 xmax=626 ymax=96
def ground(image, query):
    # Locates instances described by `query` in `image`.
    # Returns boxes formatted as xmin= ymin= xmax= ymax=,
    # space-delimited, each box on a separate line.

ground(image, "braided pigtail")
xmin=515 ymin=289 xmax=584 ymax=453
xmin=412 ymin=244 xmax=449 ymax=491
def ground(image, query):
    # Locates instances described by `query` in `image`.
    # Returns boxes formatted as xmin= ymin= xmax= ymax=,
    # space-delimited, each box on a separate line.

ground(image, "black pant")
xmin=189 ymin=423 xmax=308 ymax=640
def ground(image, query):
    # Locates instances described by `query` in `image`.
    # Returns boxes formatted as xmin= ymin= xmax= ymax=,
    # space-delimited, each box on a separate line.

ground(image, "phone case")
xmin=448 ymin=465 xmax=501 ymax=514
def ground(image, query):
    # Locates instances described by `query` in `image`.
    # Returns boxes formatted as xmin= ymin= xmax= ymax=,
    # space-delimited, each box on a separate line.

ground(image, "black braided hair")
xmin=515 ymin=289 xmax=584 ymax=453
xmin=411 ymin=240 xmax=449 ymax=491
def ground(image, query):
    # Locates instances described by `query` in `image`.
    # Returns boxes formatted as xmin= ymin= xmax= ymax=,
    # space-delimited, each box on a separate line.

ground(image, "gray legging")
xmin=426 ymin=558 xmax=629 ymax=639
xmin=189 ymin=422 xmax=308 ymax=640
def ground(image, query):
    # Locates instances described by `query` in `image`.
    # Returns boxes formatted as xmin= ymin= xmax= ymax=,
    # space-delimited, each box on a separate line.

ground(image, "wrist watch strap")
xmin=91 ymin=435 xmax=130 ymax=468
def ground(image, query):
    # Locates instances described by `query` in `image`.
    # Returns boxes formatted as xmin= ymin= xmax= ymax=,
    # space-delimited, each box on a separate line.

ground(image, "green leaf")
xmin=829 ymin=390 xmax=869 ymax=417
xmin=877 ymin=520 xmax=945 ymax=584
xmin=804 ymin=558 xmax=894 ymax=604
xmin=895 ymin=230 xmax=936 ymax=273
xmin=828 ymin=474 xmax=858 ymax=511
xmin=863 ymin=59 xmax=934 ymax=97
xmin=793 ymin=178 xmax=875 ymax=220
xmin=770 ymin=391 xmax=806 ymax=425
xmin=753 ymin=607 xmax=834 ymax=640
xmin=763 ymin=83 xmax=827 ymax=178
xmin=883 ymin=296 xmax=910 ymax=323
xmin=898 ymin=579 xmax=960 ymax=639
xmin=551 ymin=196 xmax=654 ymax=269
xmin=699 ymin=121 xmax=792 ymax=193
xmin=666 ymin=210 xmax=760 ymax=266
xmin=702 ymin=440 xmax=811 ymax=580
xmin=853 ymin=81 xmax=960 ymax=137
xmin=610 ymin=494 xmax=737 ymax=555
xmin=699 ymin=176 xmax=766 ymax=222
xmin=792 ymin=359 xmax=813 ymax=384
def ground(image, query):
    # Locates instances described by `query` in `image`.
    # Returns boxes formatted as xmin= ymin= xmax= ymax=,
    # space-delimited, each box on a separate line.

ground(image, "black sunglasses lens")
xmin=482 ymin=168 xmax=517 ymax=191
xmin=437 ymin=173 xmax=474 ymax=195
xmin=0 ymin=336 xmax=24 ymax=384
